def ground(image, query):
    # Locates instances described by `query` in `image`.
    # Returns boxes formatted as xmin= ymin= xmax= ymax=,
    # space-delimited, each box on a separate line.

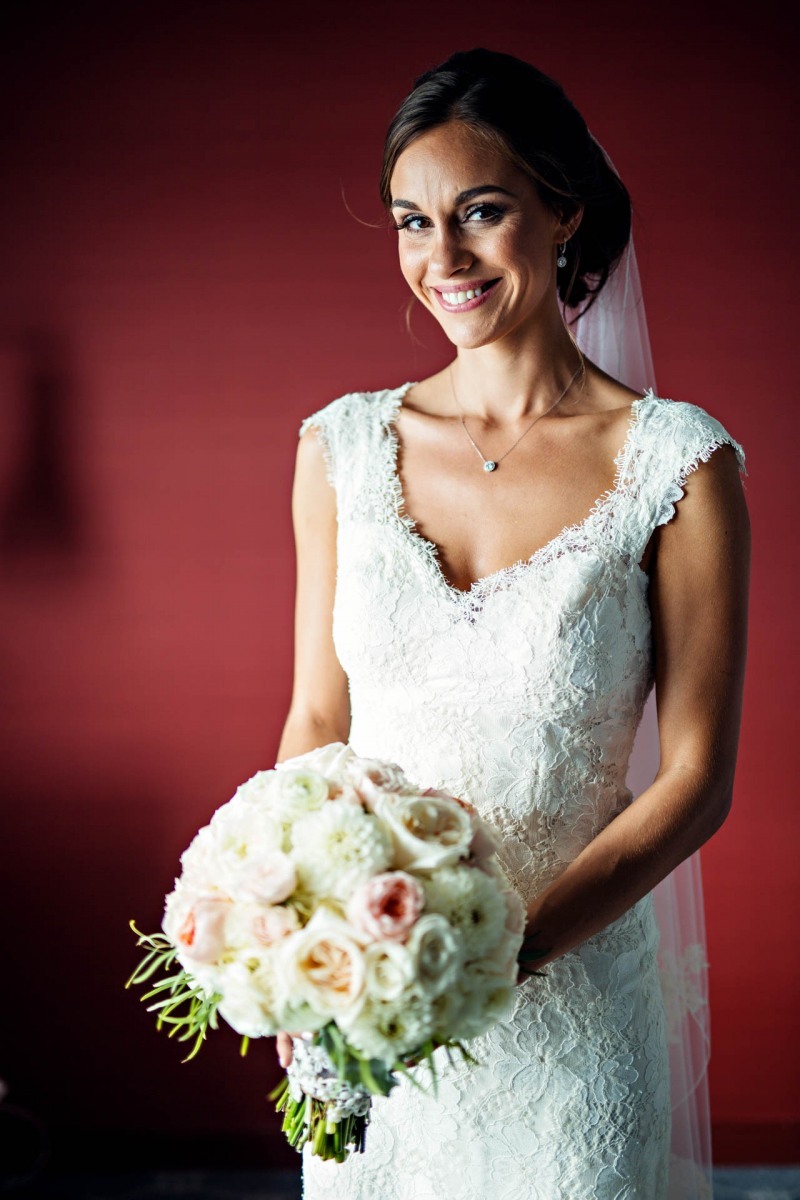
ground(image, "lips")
xmin=432 ymin=278 xmax=501 ymax=313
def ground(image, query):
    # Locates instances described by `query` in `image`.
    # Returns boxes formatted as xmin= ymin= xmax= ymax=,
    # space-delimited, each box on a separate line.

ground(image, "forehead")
xmin=390 ymin=121 xmax=530 ymax=203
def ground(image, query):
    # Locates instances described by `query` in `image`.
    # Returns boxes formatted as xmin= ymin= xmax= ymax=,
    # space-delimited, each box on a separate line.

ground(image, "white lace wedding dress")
xmin=296 ymin=381 xmax=746 ymax=1200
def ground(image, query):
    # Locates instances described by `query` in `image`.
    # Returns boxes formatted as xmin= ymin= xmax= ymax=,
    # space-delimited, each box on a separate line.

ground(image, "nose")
xmin=428 ymin=221 xmax=475 ymax=279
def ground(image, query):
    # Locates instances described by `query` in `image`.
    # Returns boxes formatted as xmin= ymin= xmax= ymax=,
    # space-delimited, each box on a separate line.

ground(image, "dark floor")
xmin=6 ymin=1167 xmax=800 ymax=1199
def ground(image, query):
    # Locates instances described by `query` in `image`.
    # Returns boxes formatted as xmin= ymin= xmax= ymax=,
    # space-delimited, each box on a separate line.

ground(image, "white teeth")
xmin=444 ymin=284 xmax=485 ymax=304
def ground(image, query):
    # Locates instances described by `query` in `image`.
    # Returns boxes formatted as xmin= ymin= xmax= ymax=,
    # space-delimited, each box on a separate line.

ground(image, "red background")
xmin=1 ymin=0 xmax=797 ymax=1170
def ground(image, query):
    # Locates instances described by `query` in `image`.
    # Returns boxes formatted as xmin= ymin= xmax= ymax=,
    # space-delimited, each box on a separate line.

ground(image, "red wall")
xmin=1 ymin=0 xmax=797 ymax=1168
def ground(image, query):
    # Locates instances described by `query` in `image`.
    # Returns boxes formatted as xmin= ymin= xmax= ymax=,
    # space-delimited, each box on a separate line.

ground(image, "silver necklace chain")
xmin=448 ymin=362 xmax=582 ymax=473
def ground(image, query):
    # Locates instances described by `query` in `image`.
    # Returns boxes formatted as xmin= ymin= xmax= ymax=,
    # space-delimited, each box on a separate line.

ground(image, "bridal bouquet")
xmin=126 ymin=742 xmax=525 ymax=1162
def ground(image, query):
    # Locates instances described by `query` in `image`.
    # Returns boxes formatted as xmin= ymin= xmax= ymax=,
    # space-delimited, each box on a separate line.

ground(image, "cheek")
xmin=398 ymin=241 xmax=426 ymax=284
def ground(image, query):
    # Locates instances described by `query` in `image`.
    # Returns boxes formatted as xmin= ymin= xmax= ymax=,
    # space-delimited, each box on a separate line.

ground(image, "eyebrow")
xmin=389 ymin=185 xmax=516 ymax=210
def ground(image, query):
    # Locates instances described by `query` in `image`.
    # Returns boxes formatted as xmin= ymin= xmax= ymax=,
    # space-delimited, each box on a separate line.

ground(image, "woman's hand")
xmin=276 ymin=1028 xmax=306 ymax=1068
xmin=515 ymin=925 xmax=552 ymax=987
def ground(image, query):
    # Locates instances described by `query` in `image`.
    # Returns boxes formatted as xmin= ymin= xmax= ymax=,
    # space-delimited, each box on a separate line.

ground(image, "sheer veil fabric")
xmin=565 ymin=136 xmax=714 ymax=1200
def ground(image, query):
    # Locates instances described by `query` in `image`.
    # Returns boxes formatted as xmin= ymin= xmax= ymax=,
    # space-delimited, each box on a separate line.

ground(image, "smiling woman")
xmin=278 ymin=46 xmax=750 ymax=1200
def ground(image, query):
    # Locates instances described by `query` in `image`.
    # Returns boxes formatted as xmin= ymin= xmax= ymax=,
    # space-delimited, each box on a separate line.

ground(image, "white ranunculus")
xmin=338 ymin=988 xmax=435 ymax=1062
xmin=275 ymin=906 xmax=369 ymax=1021
xmin=270 ymin=767 xmax=330 ymax=823
xmin=291 ymin=799 xmax=393 ymax=900
xmin=372 ymin=792 xmax=474 ymax=870
xmin=421 ymin=865 xmax=509 ymax=962
xmin=363 ymin=939 xmax=417 ymax=1001
xmin=405 ymin=913 xmax=462 ymax=998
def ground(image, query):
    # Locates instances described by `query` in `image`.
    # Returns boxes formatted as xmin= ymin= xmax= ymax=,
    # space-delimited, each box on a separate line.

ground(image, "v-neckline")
xmin=381 ymin=379 xmax=655 ymax=604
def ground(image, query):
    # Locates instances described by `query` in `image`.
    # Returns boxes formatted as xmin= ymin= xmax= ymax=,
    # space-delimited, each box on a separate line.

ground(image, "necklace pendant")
xmin=483 ymin=459 xmax=497 ymax=472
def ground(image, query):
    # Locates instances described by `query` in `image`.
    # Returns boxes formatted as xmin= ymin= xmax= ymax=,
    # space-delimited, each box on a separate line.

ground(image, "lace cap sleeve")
xmin=619 ymin=396 xmax=747 ymax=564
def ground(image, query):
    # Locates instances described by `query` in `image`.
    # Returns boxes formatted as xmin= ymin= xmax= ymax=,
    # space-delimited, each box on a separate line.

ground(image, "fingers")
xmin=276 ymin=1030 xmax=293 ymax=1068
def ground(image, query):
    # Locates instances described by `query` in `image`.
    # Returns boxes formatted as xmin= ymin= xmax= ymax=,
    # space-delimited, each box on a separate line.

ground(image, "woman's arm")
xmin=518 ymin=441 xmax=751 ymax=978
xmin=274 ymin=423 xmax=352 ymax=1067
xmin=276 ymin=423 xmax=351 ymax=763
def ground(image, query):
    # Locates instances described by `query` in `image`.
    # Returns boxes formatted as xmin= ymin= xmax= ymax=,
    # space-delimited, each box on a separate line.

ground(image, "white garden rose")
xmin=215 ymin=955 xmax=280 ymax=1038
xmin=420 ymin=865 xmax=508 ymax=961
xmin=233 ymin=769 xmax=283 ymax=809
xmin=372 ymin=791 xmax=474 ymax=870
xmin=274 ymin=741 xmax=356 ymax=781
xmin=209 ymin=803 xmax=283 ymax=899
xmin=363 ymin=939 xmax=417 ymax=1001
xmin=177 ymin=823 xmax=222 ymax=892
xmin=291 ymin=799 xmax=393 ymax=901
xmin=225 ymin=900 xmax=301 ymax=953
xmin=344 ymin=756 xmax=416 ymax=810
xmin=236 ymin=849 xmax=297 ymax=905
xmin=405 ymin=912 xmax=462 ymax=998
xmin=275 ymin=906 xmax=368 ymax=1021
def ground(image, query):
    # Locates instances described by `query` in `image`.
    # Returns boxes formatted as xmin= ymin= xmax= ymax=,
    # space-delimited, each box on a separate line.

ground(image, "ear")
xmin=557 ymin=203 xmax=585 ymax=241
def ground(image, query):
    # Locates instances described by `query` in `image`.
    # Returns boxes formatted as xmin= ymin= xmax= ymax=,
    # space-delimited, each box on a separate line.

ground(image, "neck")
xmin=449 ymin=298 xmax=587 ymax=426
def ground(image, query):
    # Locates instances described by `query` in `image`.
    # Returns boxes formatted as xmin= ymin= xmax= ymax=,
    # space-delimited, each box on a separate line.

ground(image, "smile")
xmin=432 ymin=279 xmax=501 ymax=312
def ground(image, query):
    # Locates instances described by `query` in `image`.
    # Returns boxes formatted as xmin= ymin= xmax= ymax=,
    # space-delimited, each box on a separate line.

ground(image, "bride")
xmin=276 ymin=48 xmax=750 ymax=1200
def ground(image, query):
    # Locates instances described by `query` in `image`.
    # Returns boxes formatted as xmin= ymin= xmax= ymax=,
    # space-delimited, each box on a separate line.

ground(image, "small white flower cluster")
xmin=286 ymin=1036 xmax=372 ymax=1122
xmin=161 ymin=740 xmax=525 ymax=1068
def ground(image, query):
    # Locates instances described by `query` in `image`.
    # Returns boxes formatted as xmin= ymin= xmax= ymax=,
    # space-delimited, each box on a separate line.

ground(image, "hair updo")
xmin=379 ymin=48 xmax=632 ymax=314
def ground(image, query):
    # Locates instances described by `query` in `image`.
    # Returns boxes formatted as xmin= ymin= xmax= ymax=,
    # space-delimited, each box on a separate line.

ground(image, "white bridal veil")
xmin=563 ymin=137 xmax=715 ymax=1200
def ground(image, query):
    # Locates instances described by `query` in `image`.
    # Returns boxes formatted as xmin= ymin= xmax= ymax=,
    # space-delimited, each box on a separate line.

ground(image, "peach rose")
xmin=345 ymin=871 xmax=425 ymax=942
xmin=169 ymin=894 xmax=232 ymax=964
xmin=276 ymin=907 xmax=367 ymax=1018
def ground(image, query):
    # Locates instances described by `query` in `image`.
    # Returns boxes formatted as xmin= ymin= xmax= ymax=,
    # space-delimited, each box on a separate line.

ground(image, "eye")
xmin=390 ymin=213 xmax=430 ymax=233
xmin=464 ymin=203 xmax=504 ymax=222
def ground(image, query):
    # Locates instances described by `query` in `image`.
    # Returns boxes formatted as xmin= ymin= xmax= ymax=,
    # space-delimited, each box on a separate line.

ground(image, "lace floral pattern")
xmin=297 ymin=383 xmax=747 ymax=1200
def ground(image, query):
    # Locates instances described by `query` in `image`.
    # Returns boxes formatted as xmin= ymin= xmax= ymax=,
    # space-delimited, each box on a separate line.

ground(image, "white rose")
xmin=363 ymin=940 xmax=416 ymax=1001
xmin=226 ymin=901 xmax=301 ymax=952
xmin=373 ymin=792 xmax=474 ymax=870
xmin=274 ymin=741 xmax=356 ymax=780
xmin=234 ymin=769 xmax=282 ymax=809
xmin=275 ymin=906 xmax=368 ymax=1021
xmin=216 ymin=956 xmax=280 ymax=1038
xmin=178 ymin=824 xmax=221 ymax=892
xmin=405 ymin=913 xmax=462 ymax=998
xmin=237 ymin=849 xmax=297 ymax=904
xmin=344 ymin=757 xmax=416 ymax=810
xmin=207 ymin=803 xmax=284 ymax=899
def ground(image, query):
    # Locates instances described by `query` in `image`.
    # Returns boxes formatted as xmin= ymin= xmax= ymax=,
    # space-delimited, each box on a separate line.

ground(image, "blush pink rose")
xmin=345 ymin=871 xmax=425 ymax=942
xmin=175 ymin=895 xmax=231 ymax=963
xmin=238 ymin=850 xmax=297 ymax=904
xmin=250 ymin=904 xmax=302 ymax=946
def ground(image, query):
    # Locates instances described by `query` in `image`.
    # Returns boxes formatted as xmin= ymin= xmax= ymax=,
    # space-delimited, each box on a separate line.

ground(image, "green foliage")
xmin=125 ymin=920 xmax=230 ymax=1063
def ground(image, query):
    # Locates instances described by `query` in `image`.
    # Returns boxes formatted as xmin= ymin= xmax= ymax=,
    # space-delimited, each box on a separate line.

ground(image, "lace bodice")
xmin=297 ymin=382 xmax=747 ymax=1200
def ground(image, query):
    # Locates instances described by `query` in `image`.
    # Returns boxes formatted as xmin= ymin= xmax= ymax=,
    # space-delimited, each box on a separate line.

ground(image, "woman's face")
xmin=388 ymin=120 xmax=575 ymax=350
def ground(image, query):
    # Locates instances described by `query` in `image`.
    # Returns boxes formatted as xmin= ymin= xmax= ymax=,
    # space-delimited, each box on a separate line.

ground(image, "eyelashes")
xmin=390 ymin=203 xmax=506 ymax=234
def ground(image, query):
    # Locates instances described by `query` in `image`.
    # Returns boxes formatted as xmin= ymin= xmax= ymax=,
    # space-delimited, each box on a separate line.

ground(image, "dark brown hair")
xmin=380 ymin=48 xmax=632 ymax=314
